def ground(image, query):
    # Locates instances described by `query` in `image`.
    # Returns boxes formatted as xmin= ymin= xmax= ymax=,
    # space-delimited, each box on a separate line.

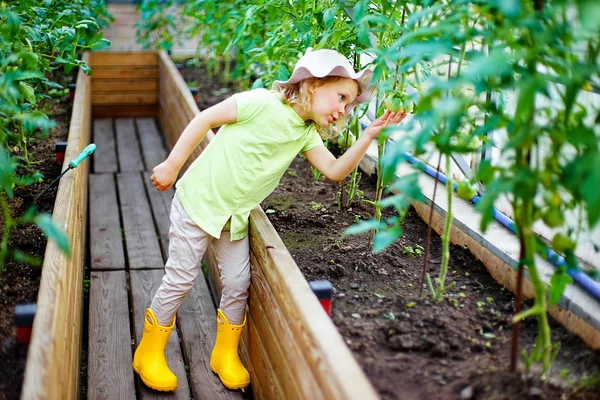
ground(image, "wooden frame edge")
xmin=22 ymin=52 xmax=92 ymax=399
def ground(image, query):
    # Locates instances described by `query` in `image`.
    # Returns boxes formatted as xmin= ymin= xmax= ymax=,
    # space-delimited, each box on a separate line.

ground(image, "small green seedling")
xmin=310 ymin=201 xmax=323 ymax=211
xmin=402 ymin=244 xmax=424 ymax=258
xmin=382 ymin=312 xmax=395 ymax=320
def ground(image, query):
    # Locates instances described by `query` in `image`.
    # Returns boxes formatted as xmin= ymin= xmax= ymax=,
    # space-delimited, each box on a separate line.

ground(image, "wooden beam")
xmin=22 ymin=52 xmax=91 ymax=400
xmin=136 ymin=118 xmax=168 ymax=171
xmin=92 ymin=67 xmax=159 ymax=79
xmin=90 ymin=51 xmax=157 ymax=67
xmin=115 ymin=118 xmax=144 ymax=172
xmin=92 ymin=92 xmax=157 ymax=105
xmin=93 ymin=105 xmax=158 ymax=119
xmin=88 ymin=271 xmax=136 ymax=399
xmin=117 ymin=172 xmax=164 ymax=269
xmin=142 ymin=171 xmax=173 ymax=255
xmin=92 ymin=119 xmax=118 ymax=172
xmin=89 ymin=173 xmax=125 ymax=270
xmin=92 ymin=79 xmax=158 ymax=92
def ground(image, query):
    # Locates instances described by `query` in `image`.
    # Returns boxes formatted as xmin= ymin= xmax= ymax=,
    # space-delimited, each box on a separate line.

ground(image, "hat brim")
xmin=271 ymin=65 xmax=375 ymax=114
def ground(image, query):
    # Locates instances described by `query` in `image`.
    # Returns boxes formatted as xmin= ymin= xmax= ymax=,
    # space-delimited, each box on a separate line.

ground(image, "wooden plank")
xmin=22 ymin=52 xmax=91 ymax=400
xmin=92 ymin=67 xmax=159 ymax=79
xmin=248 ymin=251 xmax=321 ymax=400
xmin=90 ymin=51 xmax=157 ymax=67
xmin=117 ymin=172 xmax=164 ymax=269
xmin=243 ymin=312 xmax=285 ymax=400
xmin=158 ymin=51 xmax=198 ymax=119
xmin=136 ymin=118 xmax=168 ymax=171
xmin=93 ymin=118 xmax=118 ymax=173
xmin=248 ymin=208 xmax=379 ymax=400
xmin=90 ymin=173 xmax=125 ymax=270
xmin=92 ymin=79 xmax=158 ymax=92
xmin=143 ymin=172 xmax=172 ymax=256
xmin=93 ymin=105 xmax=158 ymax=119
xmin=177 ymin=261 xmax=244 ymax=400
xmin=130 ymin=270 xmax=191 ymax=399
xmin=115 ymin=118 xmax=144 ymax=172
xmin=88 ymin=271 xmax=136 ymax=399
xmin=92 ymin=92 xmax=158 ymax=105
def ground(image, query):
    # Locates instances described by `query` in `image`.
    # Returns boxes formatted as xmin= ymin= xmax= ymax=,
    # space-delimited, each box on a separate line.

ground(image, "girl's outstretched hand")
xmin=151 ymin=160 xmax=179 ymax=192
xmin=364 ymin=110 xmax=407 ymax=140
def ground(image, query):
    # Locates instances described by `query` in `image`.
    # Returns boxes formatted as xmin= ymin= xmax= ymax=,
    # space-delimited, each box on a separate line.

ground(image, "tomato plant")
xmin=0 ymin=0 xmax=111 ymax=272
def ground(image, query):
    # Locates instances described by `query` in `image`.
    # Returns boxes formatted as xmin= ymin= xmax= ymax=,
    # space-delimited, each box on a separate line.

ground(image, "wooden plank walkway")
xmin=87 ymin=117 xmax=244 ymax=400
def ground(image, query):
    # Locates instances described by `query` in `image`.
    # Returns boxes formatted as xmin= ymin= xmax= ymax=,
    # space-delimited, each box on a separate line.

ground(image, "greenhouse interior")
xmin=1 ymin=1 xmax=599 ymax=399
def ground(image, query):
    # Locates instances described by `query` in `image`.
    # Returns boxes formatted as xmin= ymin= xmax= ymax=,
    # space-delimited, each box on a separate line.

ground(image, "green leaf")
xmin=19 ymin=82 xmax=36 ymax=104
xmin=35 ymin=214 xmax=71 ymax=257
xmin=578 ymin=0 xmax=600 ymax=32
xmin=476 ymin=159 xmax=495 ymax=185
xmin=344 ymin=218 xmax=384 ymax=236
xmin=251 ymin=77 xmax=264 ymax=89
xmin=492 ymin=0 xmax=521 ymax=18
xmin=373 ymin=226 xmax=403 ymax=253
xmin=463 ymin=50 xmax=512 ymax=81
xmin=323 ymin=7 xmax=336 ymax=29
xmin=548 ymin=268 xmax=572 ymax=307
xmin=476 ymin=179 xmax=513 ymax=231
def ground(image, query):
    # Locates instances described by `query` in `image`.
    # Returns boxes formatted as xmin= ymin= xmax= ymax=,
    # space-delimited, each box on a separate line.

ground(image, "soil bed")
xmin=180 ymin=59 xmax=600 ymax=400
xmin=0 ymin=73 xmax=74 ymax=400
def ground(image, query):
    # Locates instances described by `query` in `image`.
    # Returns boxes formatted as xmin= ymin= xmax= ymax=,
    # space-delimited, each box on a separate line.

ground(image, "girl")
xmin=132 ymin=48 xmax=406 ymax=392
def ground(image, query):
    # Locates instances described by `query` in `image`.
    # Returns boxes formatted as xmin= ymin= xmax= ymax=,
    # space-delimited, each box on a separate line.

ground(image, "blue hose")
xmin=396 ymin=151 xmax=600 ymax=300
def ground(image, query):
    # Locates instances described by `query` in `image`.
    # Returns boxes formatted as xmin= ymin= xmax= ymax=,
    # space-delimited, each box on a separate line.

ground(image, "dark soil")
xmin=181 ymin=59 xmax=600 ymax=400
xmin=263 ymin=157 xmax=600 ymax=400
xmin=0 ymin=74 xmax=74 ymax=400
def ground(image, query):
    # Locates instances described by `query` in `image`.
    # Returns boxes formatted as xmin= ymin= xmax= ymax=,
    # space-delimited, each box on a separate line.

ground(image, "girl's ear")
xmin=306 ymin=80 xmax=316 ymax=95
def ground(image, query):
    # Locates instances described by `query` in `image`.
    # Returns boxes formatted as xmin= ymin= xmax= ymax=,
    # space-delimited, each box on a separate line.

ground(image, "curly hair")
xmin=273 ymin=76 xmax=360 ymax=140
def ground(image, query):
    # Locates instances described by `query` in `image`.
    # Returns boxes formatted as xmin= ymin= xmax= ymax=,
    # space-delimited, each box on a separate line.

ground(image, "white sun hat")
xmin=271 ymin=48 xmax=375 ymax=114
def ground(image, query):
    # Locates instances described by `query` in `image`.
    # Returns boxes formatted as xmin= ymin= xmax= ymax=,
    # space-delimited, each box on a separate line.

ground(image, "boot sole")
xmin=133 ymin=362 xmax=177 ymax=392
xmin=210 ymin=364 xmax=250 ymax=390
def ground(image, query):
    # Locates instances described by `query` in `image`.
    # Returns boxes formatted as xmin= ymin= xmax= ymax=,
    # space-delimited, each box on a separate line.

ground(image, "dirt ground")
xmin=0 ymin=76 xmax=73 ymax=399
xmin=264 ymin=156 xmax=599 ymax=400
xmin=179 ymin=58 xmax=600 ymax=400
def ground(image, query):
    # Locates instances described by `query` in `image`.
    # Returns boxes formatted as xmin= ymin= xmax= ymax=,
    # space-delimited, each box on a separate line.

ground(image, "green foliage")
xmin=0 ymin=0 xmax=110 ymax=273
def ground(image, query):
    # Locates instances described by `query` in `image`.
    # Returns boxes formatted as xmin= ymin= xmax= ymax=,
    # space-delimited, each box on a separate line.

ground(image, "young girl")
xmin=132 ymin=48 xmax=406 ymax=392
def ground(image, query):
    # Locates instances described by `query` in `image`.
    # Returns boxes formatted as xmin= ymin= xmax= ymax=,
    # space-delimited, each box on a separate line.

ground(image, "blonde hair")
xmin=273 ymin=76 xmax=361 ymax=140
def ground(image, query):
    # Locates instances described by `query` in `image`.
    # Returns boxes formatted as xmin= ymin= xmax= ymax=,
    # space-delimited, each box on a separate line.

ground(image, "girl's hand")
xmin=364 ymin=110 xmax=407 ymax=140
xmin=151 ymin=160 xmax=179 ymax=192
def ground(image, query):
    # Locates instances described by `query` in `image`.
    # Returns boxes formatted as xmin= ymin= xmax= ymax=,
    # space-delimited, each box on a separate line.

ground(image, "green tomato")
xmin=544 ymin=192 xmax=561 ymax=208
xmin=551 ymin=233 xmax=575 ymax=254
xmin=456 ymin=181 xmax=478 ymax=200
xmin=401 ymin=98 xmax=414 ymax=113
xmin=384 ymin=93 xmax=404 ymax=113
xmin=542 ymin=208 xmax=564 ymax=228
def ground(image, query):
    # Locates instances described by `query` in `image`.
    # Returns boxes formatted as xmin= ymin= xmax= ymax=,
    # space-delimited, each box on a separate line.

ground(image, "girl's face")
xmin=308 ymin=78 xmax=359 ymax=127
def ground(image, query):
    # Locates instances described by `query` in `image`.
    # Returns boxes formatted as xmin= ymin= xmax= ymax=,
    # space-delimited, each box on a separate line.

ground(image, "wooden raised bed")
xmin=21 ymin=53 xmax=92 ymax=399
xmin=156 ymin=50 xmax=379 ymax=399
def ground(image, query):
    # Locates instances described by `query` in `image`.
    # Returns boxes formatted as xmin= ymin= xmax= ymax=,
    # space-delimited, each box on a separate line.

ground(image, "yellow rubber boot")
xmin=132 ymin=309 xmax=178 ymax=391
xmin=210 ymin=309 xmax=250 ymax=389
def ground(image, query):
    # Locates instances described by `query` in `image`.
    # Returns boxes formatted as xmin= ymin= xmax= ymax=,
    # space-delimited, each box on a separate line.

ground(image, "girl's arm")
xmin=151 ymin=97 xmax=238 ymax=191
xmin=304 ymin=110 xmax=406 ymax=182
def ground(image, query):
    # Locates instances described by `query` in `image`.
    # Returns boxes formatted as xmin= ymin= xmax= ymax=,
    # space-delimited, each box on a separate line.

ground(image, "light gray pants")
xmin=151 ymin=193 xmax=251 ymax=326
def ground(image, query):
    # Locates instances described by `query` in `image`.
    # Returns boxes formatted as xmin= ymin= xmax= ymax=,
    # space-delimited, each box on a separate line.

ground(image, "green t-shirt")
xmin=176 ymin=88 xmax=323 ymax=240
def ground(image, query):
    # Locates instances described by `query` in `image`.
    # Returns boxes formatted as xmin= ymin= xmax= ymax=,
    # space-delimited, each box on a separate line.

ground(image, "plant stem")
xmin=420 ymin=153 xmax=442 ymax=297
xmin=434 ymin=154 xmax=453 ymax=302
